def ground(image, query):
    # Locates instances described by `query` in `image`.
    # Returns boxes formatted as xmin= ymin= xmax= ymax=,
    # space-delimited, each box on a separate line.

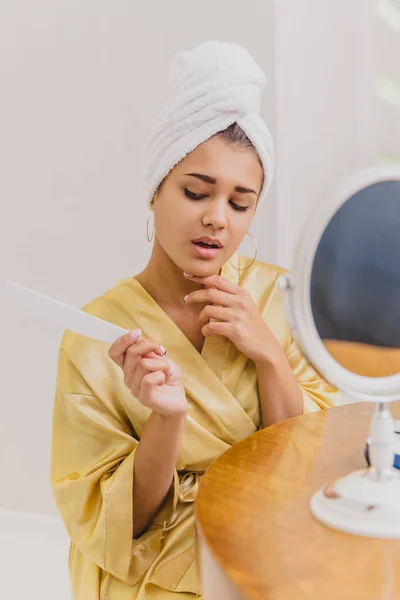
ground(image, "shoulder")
xmin=81 ymin=277 xmax=136 ymax=321
xmin=244 ymin=257 xmax=288 ymax=280
xmin=55 ymin=280 xmax=136 ymax=422
xmin=236 ymin=254 xmax=289 ymax=295
xmin=60 ymin=277 xmax=135 ymax=359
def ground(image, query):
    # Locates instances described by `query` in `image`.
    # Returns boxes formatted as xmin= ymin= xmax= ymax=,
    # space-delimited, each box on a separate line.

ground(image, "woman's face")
xmin=152 ymin=135 xmax=264 ymax=276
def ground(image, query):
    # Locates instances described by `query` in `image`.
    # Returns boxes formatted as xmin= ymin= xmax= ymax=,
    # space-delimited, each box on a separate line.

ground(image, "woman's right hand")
xmin=108 ymin=330 xmax=188 ymax=417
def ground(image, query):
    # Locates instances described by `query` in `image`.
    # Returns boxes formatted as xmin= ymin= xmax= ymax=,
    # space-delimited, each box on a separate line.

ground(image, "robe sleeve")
xmin=50 ymin=347 xmax=180 ymax=586
xmin=285 ymin=337 xmax=341 ymax=412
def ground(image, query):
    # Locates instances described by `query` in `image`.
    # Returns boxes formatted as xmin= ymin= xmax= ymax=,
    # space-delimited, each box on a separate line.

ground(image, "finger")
xmin=122 ymin=340 xmax=167 ymax=373
xmin=138 ymin=357 xmax=170 ymax=380
xmin=201 ymin=320 xmax=235 ymax=338
xmin=184 ymin=272 xmax=241 ymax=294
xmin=124 ymin=354 xmax=170 ymax=389
xmin=142 ymin=350 xmax=165 ymax=359
xmin=126 ymin=339 xmax=167 ymax=360
xmin=184 ymin=288 xmax=234 ymax=307
xmin=108 ymin=329 xmax=142 ymax=368
xmin=198 ymin=305 xmax=235 ymax=327
xmin=139 ymin=371 xmax=166 ymax=405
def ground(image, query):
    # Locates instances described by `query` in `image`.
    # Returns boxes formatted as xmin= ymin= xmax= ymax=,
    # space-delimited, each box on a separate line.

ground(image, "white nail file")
xmin=7 ymin=281 xmax=129 ymax=344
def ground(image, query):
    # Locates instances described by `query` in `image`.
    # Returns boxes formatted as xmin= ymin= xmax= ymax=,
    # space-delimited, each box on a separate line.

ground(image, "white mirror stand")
xmin=280 ymin=166 xmax=400 ymax=538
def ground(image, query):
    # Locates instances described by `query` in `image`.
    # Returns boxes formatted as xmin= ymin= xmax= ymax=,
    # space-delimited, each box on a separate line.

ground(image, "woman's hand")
xmin=183 ymin=273 xmax=282 ymax=365
xmin=108 ymin=330 xmax=187 ymax=416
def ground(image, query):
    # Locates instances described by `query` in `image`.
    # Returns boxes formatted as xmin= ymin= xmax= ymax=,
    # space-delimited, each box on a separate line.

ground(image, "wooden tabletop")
xmin=195 ymin=402 xmax=400 ymax=600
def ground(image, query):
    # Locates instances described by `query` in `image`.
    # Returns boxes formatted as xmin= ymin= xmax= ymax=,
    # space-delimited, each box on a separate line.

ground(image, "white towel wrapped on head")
xmin=143 ymin=41 xmax=275 ymax=209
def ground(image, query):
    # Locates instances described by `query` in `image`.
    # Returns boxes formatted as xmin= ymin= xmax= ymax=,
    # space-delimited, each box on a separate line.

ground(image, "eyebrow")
xmin=184 ymin=172 xmax=257 ymax=196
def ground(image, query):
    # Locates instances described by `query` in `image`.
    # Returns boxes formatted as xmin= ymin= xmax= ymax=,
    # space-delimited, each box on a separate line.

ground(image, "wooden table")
xmin=195 ymin=403 xmax=400 ymax=600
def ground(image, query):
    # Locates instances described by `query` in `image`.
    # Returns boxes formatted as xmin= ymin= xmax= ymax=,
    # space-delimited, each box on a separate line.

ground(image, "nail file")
xmin=7 ymin=281 xmax=129 ymax=344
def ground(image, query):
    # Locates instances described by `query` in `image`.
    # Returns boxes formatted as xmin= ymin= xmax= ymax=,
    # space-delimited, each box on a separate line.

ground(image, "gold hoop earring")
xmin=146 ymin=208 xmax=155 ymax=243
xmin=229 ymin=232 xmax=258 ymax=270
xmin=146 ymin=191 xmax=158 ymax=243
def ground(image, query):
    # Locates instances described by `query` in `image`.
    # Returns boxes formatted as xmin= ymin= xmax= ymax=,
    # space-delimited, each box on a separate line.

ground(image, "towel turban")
xmin=143 ymin=41 xmax=275 ymax=210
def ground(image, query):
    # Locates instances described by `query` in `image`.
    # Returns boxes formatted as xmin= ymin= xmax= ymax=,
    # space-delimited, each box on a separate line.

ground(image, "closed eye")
xmin=184 ymin=188 xmax=250 ymax=212
xmin=184 ymin=188 xmax=206 ymax=200
xmin=231 ymin=202 xmax=250 ymax=212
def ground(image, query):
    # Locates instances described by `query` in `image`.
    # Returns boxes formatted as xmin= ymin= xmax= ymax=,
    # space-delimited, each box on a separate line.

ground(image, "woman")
xmin=51 ymin=41 xmax=338 ymax=600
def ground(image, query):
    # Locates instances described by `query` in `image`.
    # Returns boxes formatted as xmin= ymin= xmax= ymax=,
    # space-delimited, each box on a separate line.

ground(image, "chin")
xmin=168 ymin=245 xmax=226 ymax=277
xmin=186 ymin=259 xmax=225 ymax=277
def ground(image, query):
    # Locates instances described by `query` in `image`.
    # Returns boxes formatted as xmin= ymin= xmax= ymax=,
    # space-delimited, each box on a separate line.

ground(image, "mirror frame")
xmin=281 ymin=165 xmax=400 ymax=402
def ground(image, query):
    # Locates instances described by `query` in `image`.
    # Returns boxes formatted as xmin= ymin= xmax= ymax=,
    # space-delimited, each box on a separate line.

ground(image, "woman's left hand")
xmin=183 ymin=273 xmax=282 ymax=365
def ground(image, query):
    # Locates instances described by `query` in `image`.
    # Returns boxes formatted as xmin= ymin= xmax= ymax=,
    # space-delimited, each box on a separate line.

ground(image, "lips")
xmin=191 ymin=241 xmax=222 ymax=259
xmin=192 ymin=237 xmax=223 ymax=248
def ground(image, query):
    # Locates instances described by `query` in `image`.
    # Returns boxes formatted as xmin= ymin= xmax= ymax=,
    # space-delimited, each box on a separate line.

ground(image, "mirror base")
xmin=311 ymin=468 xmax=400 ymax=538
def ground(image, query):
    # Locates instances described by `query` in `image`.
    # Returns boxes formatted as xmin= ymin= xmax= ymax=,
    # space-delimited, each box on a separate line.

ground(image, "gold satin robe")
xmin=50 ymin=255 xmax=339 ymax=600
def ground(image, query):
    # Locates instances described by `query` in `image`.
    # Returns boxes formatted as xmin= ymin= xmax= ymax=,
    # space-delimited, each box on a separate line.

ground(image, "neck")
xmin=135 ymin=238 xmax=215 ymax=309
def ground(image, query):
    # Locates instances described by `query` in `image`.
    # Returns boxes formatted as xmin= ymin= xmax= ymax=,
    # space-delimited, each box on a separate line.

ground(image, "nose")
xmin=202 ymin=199 xmax=227 ymax=230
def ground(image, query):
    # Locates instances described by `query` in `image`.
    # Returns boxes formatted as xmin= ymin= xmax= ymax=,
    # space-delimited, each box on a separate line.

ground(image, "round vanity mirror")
xmin=311 ymin=179 xmax=400 ymax=379
xmin=280 ymin=165 xmax=400 ymax=538
xmin=281 ymin=165 xmax=400 ymax=403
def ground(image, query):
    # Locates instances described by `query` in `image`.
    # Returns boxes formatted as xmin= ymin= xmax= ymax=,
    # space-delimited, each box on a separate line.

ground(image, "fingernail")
xmin=169 ymin=370 xmax=172 ymax=377
xmin=130 ymin=329 xmax=142 ymax=340
xmin=183 ymin=295 xmax=189 ymax=303
xmin=183 ymin=272 xmax=193 ymax=278
xmin=160 ymin=345 xmax=167 ymax=355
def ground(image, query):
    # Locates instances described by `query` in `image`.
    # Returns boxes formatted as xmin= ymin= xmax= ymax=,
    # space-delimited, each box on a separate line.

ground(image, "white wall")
xmin=0 ymin=1 xmax=275 ymax=516
xmin=273 ymin=0 xmax=377 ymax=268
